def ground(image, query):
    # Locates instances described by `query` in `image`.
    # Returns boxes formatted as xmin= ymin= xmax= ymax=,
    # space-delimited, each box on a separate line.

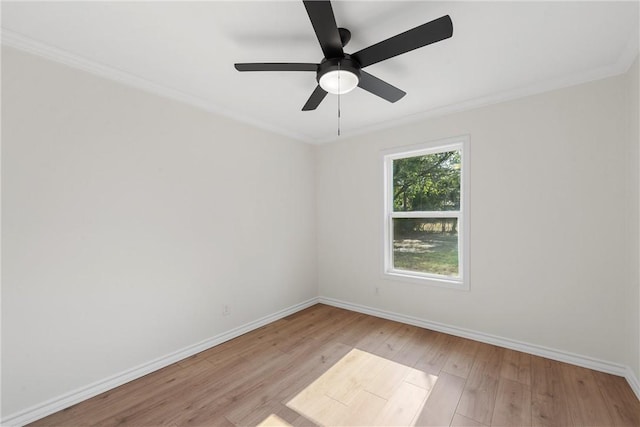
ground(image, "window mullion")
xmin=390 ymin=211 xmax=460 ymax=219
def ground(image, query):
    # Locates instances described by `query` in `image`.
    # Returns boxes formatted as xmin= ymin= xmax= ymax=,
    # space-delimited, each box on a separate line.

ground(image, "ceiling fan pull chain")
xmin=235 ymin=3 xmax=452 ymax=114
xmin=338 ymin=61 xmax=341 ymax=136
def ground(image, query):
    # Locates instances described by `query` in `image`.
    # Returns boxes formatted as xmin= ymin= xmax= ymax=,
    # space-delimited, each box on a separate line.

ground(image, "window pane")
xmin=393 ymin=150 xmax=461 ymax=211
xmin=393 ymin=218 xmax=459 ymax=277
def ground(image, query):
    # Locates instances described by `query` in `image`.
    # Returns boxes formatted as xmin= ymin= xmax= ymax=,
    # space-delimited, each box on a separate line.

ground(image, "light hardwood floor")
xmin=31 ymin=304 xmax=640 ymax=426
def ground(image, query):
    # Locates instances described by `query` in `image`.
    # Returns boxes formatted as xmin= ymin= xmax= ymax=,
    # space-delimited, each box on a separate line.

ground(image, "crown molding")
xmin=2 ymin=27 xmax=637 ymax=146
xmin=317 ymin=48 xmax=639 ymax=144
xmin=0 ymin=28 xmax=315 ymax=144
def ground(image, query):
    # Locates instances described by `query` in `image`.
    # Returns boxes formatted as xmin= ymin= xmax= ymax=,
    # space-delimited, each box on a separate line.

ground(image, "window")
xmin=383 ymin=136 xmax=469 ymax=289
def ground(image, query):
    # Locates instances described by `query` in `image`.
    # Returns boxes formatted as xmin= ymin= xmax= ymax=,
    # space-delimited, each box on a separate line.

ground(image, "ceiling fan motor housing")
xmin=235 ymin=1 xmax=453 ymax=109
xmin=316 ymin=55 xmax=361 ymax=84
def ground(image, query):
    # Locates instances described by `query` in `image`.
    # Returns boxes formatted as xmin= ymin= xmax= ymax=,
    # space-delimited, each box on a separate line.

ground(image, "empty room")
xmin=2 ymin=1 xmax=639 ymax=426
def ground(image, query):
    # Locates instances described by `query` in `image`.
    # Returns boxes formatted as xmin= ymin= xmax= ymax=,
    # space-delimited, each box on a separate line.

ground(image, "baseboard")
xmin=5 ymin=295 xmax=637 ymax=425
xmin=1 ymin=297 xmax=320 ymax=426
xmin=625 ymin=366 xmax=640 ymax=400
xmin=318 ymin=296 xmax=640 ymax=400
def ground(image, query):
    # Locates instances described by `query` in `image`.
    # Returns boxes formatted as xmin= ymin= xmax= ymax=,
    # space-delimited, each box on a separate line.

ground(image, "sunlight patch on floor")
xmin=256 ymin=414 xmax=292 ymax=427
xmin=284 ymin=348 xmax=438 ymax=426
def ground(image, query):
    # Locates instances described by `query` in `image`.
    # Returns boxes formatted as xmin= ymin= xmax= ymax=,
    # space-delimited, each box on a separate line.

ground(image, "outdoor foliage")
xmin=393 ymin=150 xmax=460 ymax=235
xmin=392 ymin=150 xmax=461 ymax=276
xmin=393 ymin=150 xmax=460 ymax=212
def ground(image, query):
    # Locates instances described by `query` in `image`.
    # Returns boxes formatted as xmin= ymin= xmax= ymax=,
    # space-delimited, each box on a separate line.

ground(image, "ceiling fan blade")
xmin=358 ymin=71 xmax=406 ymax=103
xmin=303 ymin=0 xmax=344 ymax=59
xmin=235 ymin=63 xmax=318 ymax=72
xmin=352 ymin=15 xmax=453 ymax=68
xmin=302 ymin=85 xmax=328 ymax=111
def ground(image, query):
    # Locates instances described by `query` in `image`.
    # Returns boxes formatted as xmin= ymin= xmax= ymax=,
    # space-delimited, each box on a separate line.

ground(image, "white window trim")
xmin=382 ymin=135 xmax=470 ymax=290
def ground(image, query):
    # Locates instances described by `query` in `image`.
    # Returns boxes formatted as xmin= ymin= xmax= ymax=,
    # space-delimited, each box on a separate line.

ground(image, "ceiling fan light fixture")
xmin=319 ymin=69 xmax=359 ymax=94
xmin=235 ymin=1 xmax=453 ymax=110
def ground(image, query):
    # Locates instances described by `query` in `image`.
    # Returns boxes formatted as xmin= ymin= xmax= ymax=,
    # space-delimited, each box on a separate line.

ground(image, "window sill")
xmin=383 ymin=269 xmax=469 ymax=291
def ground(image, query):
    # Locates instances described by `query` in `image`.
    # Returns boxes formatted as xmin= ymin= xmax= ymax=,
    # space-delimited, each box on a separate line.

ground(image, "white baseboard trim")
xmin=318 ymin=296 xmax=640 ymax=400
xmin=625 ymin=366 xmax=640 ymax=400
xmin=5 ymin=295 xmax=638 ymax=425
xmin=2 ymin=297 xmax=320 ymax=426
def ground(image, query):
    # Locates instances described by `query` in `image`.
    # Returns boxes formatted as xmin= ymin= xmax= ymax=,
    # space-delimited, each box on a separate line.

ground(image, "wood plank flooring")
xmin=31 ymin=304 xmax=640 ymax=426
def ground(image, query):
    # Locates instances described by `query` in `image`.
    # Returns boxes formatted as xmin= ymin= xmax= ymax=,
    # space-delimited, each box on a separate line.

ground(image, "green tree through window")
xmin=384 ymin=138 xmax=467 ymax=286
xmin=393 ymin=151 xmax=460 ymax=212
xmin=393 ymin=151 xmax=460 ymax=242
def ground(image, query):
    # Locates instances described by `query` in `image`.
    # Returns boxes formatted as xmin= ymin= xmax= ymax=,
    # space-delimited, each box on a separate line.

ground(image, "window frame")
xmin=382 ymin=136 xmax=470 ymax=290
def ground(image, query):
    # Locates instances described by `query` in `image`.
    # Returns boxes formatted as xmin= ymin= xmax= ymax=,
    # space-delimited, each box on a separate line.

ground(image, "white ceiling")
xmin=2 ymin=1 xmax=638 ymax=143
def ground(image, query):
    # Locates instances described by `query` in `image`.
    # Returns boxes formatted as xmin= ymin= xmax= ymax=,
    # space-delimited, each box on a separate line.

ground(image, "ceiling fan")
xmin=234 ymin=1 xmax=453 ymax=111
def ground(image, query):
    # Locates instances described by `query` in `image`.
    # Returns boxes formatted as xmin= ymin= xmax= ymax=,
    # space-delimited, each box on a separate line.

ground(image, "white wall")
xmin=317 ymin=64 xmax=639 ymax=373
xmin=3 ymin=43 xmax=639 ymax=421
xmin=1 ymin=47 xmax=317 ymax=417
xmin=628 ymin=57 xmax=640 ymax=380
